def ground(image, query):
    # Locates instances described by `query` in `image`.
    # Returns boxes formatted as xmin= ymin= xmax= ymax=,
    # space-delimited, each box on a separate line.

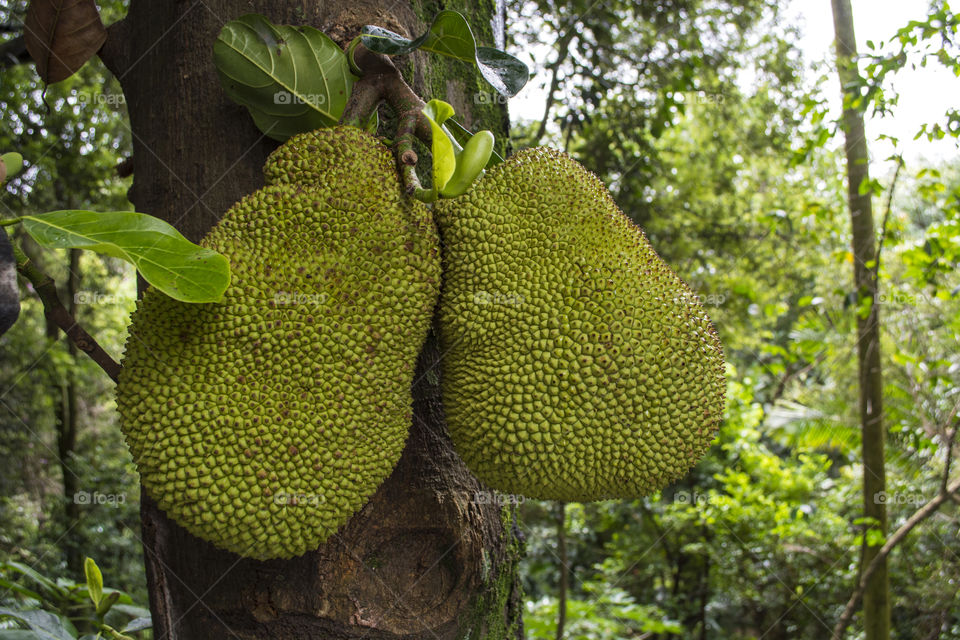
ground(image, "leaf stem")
xmin=0 ymin=218 xmax=21 ymax=226
xmin=12 ymin=243 xmax=122 ymax=382
xmin=346 ymin=36 xmax=365 ymax=77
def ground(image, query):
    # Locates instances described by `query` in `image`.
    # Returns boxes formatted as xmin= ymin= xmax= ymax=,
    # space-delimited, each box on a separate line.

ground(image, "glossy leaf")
xmin=440 ymin=130 xmax=493 ymax=197
xmin=444 ymin=119 xmax=503 ymax=166
xmin=20 ymin=210 xmax=230 ymax=303
xmin=214 ymin=14 xmax=355 ymax=141
xmin=422 ymin=100 xmax=457 ymax=196
xmin=361 ymin=11 xmax=528 ymax=97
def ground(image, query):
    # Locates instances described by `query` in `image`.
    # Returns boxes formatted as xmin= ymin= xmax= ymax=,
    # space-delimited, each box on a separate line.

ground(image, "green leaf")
xmin=108 ymin=605 xmax=150 ymax=620
xmin=440 ymin=129 xmax=494 ymax=197
xmin=94 ymin=591 xmax=119 ymax=617
xmin=0 ymin=631 xmax=48 ymax=639
xmin=1 ymin=152 xmax=23 ymax=185
xmin=422 ymin=100 xmax=457 ymax=197
xmin=213 ymin=14 xmax=356 ymax=141
xmin=444 ymin=119 xmax=503 ymax=166
xmin=0 ymin=608 xmax=78 ymax=640
xmin=83 ymin=558 xmax=102 ymax=609
xmin=1 ymin=563 xmax=69 ymax=600
xmin=361 ymin=11 xmax=528 ymax=97
xmin=0 ymin=577 xmax=44 ymax=603
xmin=865 ymin=528 xmax=886 ymax=547
xmin=120 ymin=617 xmax=152 ymax=633
xmin=20 ymin=211 xmax=230 ymax=303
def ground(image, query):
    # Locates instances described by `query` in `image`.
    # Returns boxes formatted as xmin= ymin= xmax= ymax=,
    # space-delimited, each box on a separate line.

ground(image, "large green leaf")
xmin=361 ymin=11 xmax=528 ymax=97
xmin=0 ymin=609 xmax=77 ymax=640
xmin=214 ymin=14 xmax=356 ymax=141
xmin=20 ymin=211 xmax=230 ymax=303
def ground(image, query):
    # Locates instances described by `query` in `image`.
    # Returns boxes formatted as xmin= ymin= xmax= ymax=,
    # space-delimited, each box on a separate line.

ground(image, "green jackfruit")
xmin=434 ymin=147 xmax=725 ymax=501
xmin=116 ymin=127 xmax=441 ymax=559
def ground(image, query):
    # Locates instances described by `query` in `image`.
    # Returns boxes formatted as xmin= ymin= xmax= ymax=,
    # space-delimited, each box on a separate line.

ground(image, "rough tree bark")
xmin=97 ymin=1 xmax=522 ymax=638
xmin=830 ymin=1 xmax=890 ymax=638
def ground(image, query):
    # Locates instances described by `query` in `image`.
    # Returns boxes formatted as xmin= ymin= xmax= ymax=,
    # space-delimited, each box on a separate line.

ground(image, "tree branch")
xmin=96 ymin=18 xmax=130 ymax=81
xmin=872 ymin=154 xmax=903 ymax=282
xmin=12 ymin=242 xmax=122 ymax=382
xmin=832 ymin=475 xmax=960 ymax=640
xmin=940 ymin=409 xmax=958 ymax=496
xmin=340 ymin=43 xmax=431 ymax=198
xmin=531 ymin=28 xmax=576 ymax=147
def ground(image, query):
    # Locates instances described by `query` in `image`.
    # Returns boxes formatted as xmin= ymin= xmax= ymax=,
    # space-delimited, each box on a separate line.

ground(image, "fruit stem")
xmin=339 ymin=41 xmax=433 ymax=196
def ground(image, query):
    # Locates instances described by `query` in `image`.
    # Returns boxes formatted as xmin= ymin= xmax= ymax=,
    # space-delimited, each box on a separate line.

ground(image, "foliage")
xmin=525 ymin=589 xmax=682 ymax=639
xmin=0 ymin=0 xmax=959 ymax=637
xmin=0 ymin=0 xmax=145 ymax=602
xmin=0 ymin=557 xmax=151 ymax=639
xmin=514 ymin=1 xmax=959 ymax=638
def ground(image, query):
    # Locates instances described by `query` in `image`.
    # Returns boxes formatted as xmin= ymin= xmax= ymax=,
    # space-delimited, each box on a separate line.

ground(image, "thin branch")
xmin=832 ymin=475 xmax=960 ymax=640
xmin=12 ymin=243 xmax=122 ymax=382
xmin=873 ymin=155 xmax=903 ymax=282
xmin=531 ymin=28 xmax=576 ymax=147
xmin=941 ymin=414 xmax=958 ymax=496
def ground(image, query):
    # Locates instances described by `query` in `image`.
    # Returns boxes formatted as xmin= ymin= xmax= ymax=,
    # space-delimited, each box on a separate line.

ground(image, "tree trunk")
xmin=554 ymin=502 xmax=566 ymax=640
xmin=829 ymin=1 xmax=890 ymax=638
xmin=98 ymin=1 xmax=522 ymax=638
xmin=56 ymin=248 xmax=81 ymax=574
xmin=43 ymin=243 xmax=82 ymax=575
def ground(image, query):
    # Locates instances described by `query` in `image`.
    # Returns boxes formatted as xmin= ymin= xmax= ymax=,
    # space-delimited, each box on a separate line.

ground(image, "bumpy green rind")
xmin=434 ymin=147 xmax=725 ymax=501
xmin=117 ymin=127 xmax=441 ymax=559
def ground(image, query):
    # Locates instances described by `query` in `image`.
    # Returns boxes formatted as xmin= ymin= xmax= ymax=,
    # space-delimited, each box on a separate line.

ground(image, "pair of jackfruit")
xmin=117 ymin=127 xmax=724 ymax=560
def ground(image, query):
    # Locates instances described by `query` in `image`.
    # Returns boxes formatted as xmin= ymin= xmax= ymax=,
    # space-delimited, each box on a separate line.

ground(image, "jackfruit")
xmin=116 ymin=126 xmax=441 ymax=559
xmin=434 ymin=147 xmax=724 ymax=501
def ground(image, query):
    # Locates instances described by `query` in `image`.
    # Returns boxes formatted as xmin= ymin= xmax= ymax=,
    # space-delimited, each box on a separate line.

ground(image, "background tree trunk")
xmin=54 ymin=247 xmax=81 ymax=575
xmin=98 ymin=1 xmax=522 ymax=637
xmin=830 ymin=1 xmax=890 ymax=638
xmin=554 ymin=502 xmax=566 ymax=640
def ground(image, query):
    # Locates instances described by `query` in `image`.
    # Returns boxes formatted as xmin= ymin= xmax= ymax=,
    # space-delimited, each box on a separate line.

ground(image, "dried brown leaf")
xmin=24 ymin=0 xmax=107 ymax=83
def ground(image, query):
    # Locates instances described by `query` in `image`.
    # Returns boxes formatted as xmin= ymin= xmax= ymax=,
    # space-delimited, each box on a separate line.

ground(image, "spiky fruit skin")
xmin=116 ymin=127 xmax=441 ymax=560
xmin=434 ymin=148 xmax=725 ymax=501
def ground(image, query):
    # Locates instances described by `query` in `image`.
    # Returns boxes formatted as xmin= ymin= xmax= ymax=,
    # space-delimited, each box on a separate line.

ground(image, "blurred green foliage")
xmin=0 ymin=0 xmax=957 ymax=638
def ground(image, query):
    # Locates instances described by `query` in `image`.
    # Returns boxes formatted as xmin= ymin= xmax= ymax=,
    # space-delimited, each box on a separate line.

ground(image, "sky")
xmin=788 ymin=0 xmax=958 ymax=164
xmin=509 ymin=0 xmax=958 ymax=166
